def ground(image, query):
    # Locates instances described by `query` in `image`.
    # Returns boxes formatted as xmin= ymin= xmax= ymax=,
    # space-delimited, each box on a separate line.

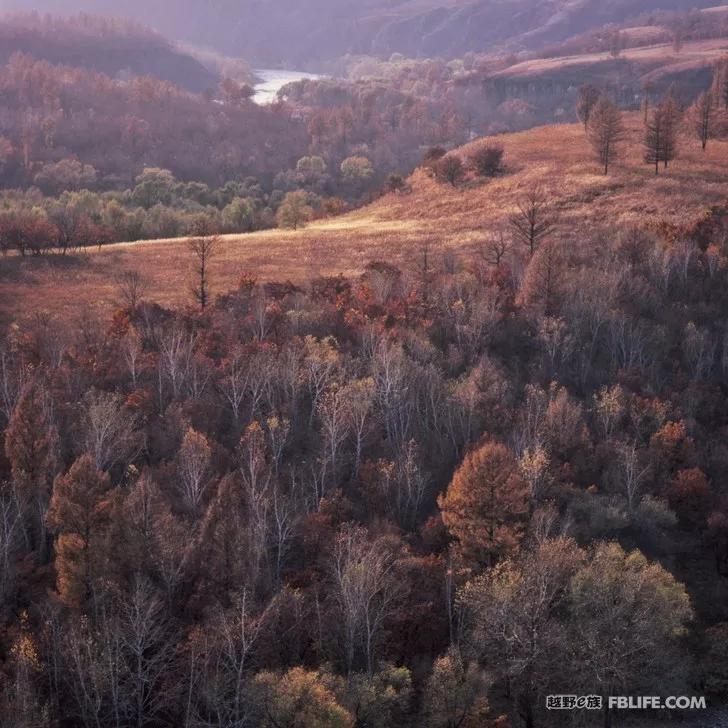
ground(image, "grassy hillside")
xmin=3 ymin=113 xmax=728 ymax=322
xmin=494 ymin=37 xmax=728 ymax=86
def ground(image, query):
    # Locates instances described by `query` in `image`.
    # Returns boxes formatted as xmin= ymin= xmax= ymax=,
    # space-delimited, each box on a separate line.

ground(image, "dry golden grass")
xmin=3 ymin=113 xmax=728 ymax=323
xmin=496 ymin=37 xmax=728 ymax=81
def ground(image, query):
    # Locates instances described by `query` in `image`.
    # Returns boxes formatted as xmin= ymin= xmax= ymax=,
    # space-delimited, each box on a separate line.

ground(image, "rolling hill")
xmin=3 ymin=0 xmax=724 ymax=67
xmin=0 ymin=13 xmax=218 ymax=92
xmin=3 ymin=113 xmax=727 ymax=323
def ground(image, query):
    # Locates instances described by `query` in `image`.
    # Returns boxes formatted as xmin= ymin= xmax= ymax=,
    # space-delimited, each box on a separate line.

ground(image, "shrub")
xmin=469 ymin=144 xmax=505 ymax=177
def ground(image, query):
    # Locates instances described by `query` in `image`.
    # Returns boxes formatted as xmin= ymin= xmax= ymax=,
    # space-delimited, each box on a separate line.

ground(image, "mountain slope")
xmin=0 ymin=13 xmax=218 ymax=92
xmin=3 ymin=0 xmax=723 ymax=66
xmin=3 ymin=113 xmax=728 ymax=322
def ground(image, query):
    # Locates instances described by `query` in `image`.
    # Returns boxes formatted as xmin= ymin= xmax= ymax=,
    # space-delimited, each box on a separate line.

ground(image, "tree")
xmin=423 ymin=649 xmax=496 ymax=728
xmin=131 ymin=167 xmax=176 ymax=208
xmin=438 ymin=440 xmax=529 ymax=567
xmin=460 ymin=538 xmax=585 ymax=728
xmin=569 ymin=542 xmax=693 ymax=727
xmin=509 ymin=187 xmax=555 ymax=256
xmin=330 ymin=524 xmax=400 ymax=676
xmin=340 ymin=156 xmax=374 ymax=195
xmin=690 ymin=91 xmax=714 ymax=151
xmin=342 ymin=665 xmax=413 ymax=728
xmin=115 ymin=270 xmax=148 ymax=310
xmin=176 ymin=427 xmax=212 ymax=515
xmin=252 ymin=667 xmax=353 ymax=728
xmin=576 ymin=84 xmax=601 ymax=129
xmin=81 ymin=389 xmax=142 ymax=472
xmin=587 ymin=95 xmax=625 ymax=174
xmin=468 ymin=144 xmax=504 ymax=178
xmin=5 ymin=381 xmax=59 ymax=555
xmin=519 ymin=240 xmax=566 ymax=316
xmin=277 ymin=190 xmax=313 ymax=230
xmin=645 ymin=93 xmax=680 ymax=174
xmin=644 ymin=105 xmax=666 ymax=175
xmin=47 ymin=455 xmax=113 ymax=607
xmin=188 ymin=236 xmax=218 ymax=311
xmin=608 ymin=29 xmax=624 ymax=58
xmin=222 ymin=197 xmax=254 ymax=232
xmin=434 ymin=155 xmax=464 ymax=187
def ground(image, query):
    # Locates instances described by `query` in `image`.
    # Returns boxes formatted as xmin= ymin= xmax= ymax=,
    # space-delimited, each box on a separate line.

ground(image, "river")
xmin=253 ymin=69 xmax=322 ymax=105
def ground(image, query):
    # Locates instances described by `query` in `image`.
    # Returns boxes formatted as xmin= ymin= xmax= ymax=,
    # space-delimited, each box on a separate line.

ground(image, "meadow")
xmin=2 ymin=112 xmax=727 ymax=323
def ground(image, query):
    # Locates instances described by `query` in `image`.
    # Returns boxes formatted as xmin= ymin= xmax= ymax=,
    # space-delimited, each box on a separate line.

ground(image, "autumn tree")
xmin=644 ymin=93 xmax=680 ymax=174
xmin=5 ymin=381 xmax=59 ymax=555
xmin=576 ymin=84 xmax=601 ymax=129
xmin=188 ymin=236 xmax=219 ymax=311
xmin=435 ymin=155 xmax=464 ymax=187
xmin=439 ymin=440 xmax=529 ymax=567
xmin=251 ymin=667 xmax=353 ymax=728
xmin=460 ymin=538 xmax=585 ymax=728
xmin=47 ymin=455 xmax=113 ymax=607
xmin=689 ymin=90 xmax=714 ymax=151
xmin=509 ymin=187 xmax=555 ymax=256
xmin=587 ymin=95 xmax=625 ymax=174
xmin=277 ymin=190 xmax=313 ymax=230
xmin=519 ymin=240 xmax=566 ymax=316
xmin=569 ymin=542 xmax=693 ymax=727
xmin=423 ymin=648 xmax=497 ymax=728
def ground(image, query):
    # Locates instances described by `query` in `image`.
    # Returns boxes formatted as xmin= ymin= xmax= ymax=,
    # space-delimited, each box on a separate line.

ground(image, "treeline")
xmin=0 ymin=168 xmax=327 ymax=253
xmin=2 ymin=194 xmax=728 ymax=723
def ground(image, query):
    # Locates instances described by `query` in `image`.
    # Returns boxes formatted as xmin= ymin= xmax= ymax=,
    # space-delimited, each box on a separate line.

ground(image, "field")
xmin=2 ymin=112 xmax=728 ymax=323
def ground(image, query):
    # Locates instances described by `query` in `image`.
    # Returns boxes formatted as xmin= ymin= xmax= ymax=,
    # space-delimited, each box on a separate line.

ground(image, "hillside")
xmin=493 ymin=37 xmax=728 ymax=86
xmin=0 ymin=13 xmax=218 ymax=92
xmin=3 ymin=0 xmax=722 ymax=66
xmin=3 ymin=112 xmax=727 ymax=323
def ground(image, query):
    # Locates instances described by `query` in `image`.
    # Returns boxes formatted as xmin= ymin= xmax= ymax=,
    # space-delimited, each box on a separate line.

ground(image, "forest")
xmin=3 ymin=5 xmax=728 ymax=728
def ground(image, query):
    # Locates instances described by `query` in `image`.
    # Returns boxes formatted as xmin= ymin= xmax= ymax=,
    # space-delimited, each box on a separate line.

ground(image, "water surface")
xmin=253 ymin=69 xmax=321 ymax=104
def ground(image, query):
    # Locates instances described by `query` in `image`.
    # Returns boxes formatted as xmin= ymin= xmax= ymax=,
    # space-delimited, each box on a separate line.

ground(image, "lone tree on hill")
xmin=510 ymin=186 xmax=555 ymax=256
xmin=276 ymin=190 xmax=314 ymax=230
xmin=188 ymin=236 xmax=218 ymax=311
xmin=587 ymin=95 xmax=625 ymax=174
xmin=690 ymin=91 xmax=715 ymax=151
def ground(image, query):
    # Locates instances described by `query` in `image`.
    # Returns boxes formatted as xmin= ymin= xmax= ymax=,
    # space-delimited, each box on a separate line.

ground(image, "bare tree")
xmin=690 ymin=90 xmax=714 ymax=151
xmin=587 ymin=95 xmax=625 ymax=174
xmin=617 ymin=441 xmax=650 ymax=513
xmin=316 ymin=384 xmax=351 ymax=481
xmin=188 ymin=236 xmax=219 ymax=311
xmin=119 ymin=578 xmax=173 ymax=727
xmin=510 ymin=187 xmax=555 ymax=256
xmin=115 ymin=270 xmax=148 ymax=310
xmin=81 ymin=389 xmax=143 ymax=471
xmin=330 ymin=524 xmax=400 ymax=676
xmin=576 ymin=84 xmax=601 ymax=129
xmin=176 ymin=428 xmax=212 ymax=514
xmin=478 ymin=229 xmax=510 ymax=267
